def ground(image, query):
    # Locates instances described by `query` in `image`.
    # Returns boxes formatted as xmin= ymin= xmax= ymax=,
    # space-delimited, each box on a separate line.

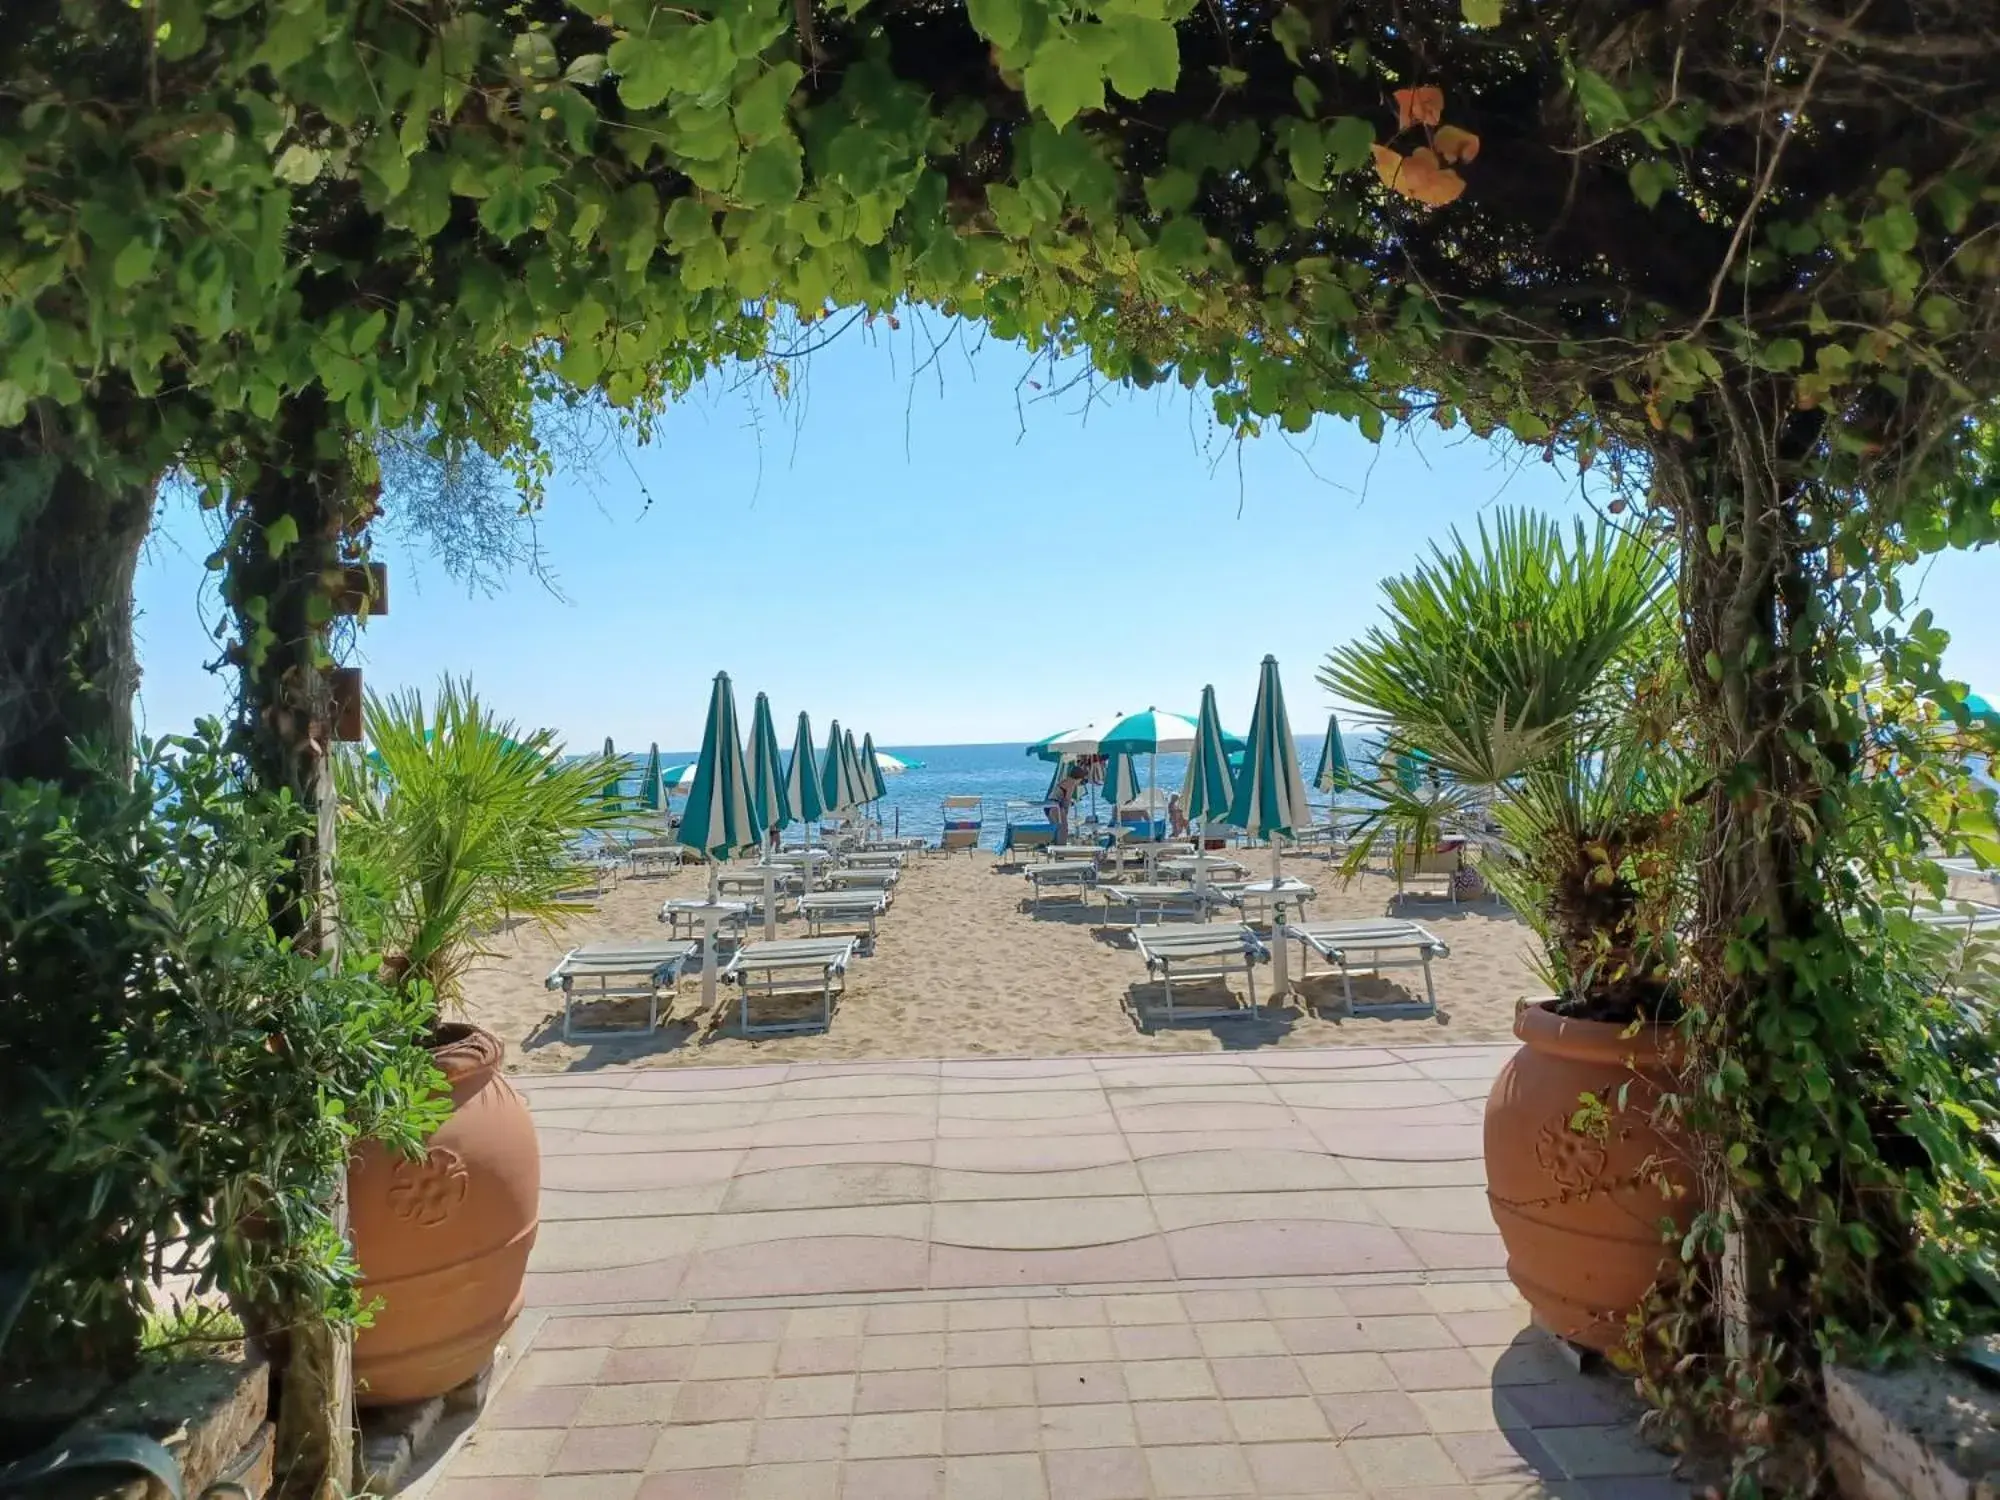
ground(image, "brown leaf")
xmin=1394 ymin=85 xmax=1445 ymax=130
xmin=1432 ymin=124 xmax=1481 ymax=164
xmin=1370 ymin=143 xmax=1405 ymax=190
xmin=1397 ymin=147 xmax=1466 ymax=205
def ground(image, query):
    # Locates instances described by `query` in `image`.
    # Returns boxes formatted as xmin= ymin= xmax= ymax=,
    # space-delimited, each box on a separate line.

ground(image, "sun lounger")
xmin=843 ymin=850 xmax=907 ymax=870
xmin=1215 ymin=877 xmax=1318 ymax=924
xmin=1131 ymin=922 xmax=1270 ymax=1022
xmin=825 ymin=865 xmax=900 ymax=890
xmin=545 ymin=939 xmax=698 ymax=1041
xmin=1909 ymin=899 xmax=2000 ymax=954
xmin=1025 ymin=860 xmax=1097 ymax=913
xmin=941 ymin=796 xmax=984 ymax=854
xmin=1099 ymin=883 xmax=1224 ymax=925
xmin=717 ymin=868 xmax=797 ymax=897
xmin=797 ymin=890 xmax=889 ymax=944
xmin=721 ymin=936 xmax=858 ymax=1035
xmin=1157 ymin=855 xmax=1252 ymax=883
xmin=863 ymin=837 xmax=927 ymax=855
xmin=626 ymin=844 xmax=683 ymax=877
xmin=658 ymin=897 xmax=759 ymax=941
xmin=1283 ymin=918 xmax=1451 ymax=1016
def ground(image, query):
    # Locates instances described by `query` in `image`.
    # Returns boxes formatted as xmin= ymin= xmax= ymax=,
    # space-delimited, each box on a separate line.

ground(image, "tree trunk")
xmin=227 ymin=391 xmax=356 ymax=1500
xmin=0 ymin=428 xmax=154 ymax=788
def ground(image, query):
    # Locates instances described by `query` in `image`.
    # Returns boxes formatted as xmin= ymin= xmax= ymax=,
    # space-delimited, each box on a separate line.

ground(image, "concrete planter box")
xmin=1827 ymin=1359 xmax=2000 ymax=1500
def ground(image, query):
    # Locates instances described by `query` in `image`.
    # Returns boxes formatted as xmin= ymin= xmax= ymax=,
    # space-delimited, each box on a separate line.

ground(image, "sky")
xmin=132 ymin=315 xmax=1999 ymax=752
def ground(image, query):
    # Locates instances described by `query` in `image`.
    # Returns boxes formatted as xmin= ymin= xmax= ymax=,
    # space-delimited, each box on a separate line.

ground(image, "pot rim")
xmin=1513 ymin=997 xmax=1681 ymax=1069
xmin=429 ymin=1022 xmax=504 ymax=1100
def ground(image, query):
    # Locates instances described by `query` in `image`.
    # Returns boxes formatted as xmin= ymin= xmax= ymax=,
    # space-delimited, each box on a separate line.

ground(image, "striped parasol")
xmin=1312 ymin=713 xmax=1353 ymax=793
xmin=786 ymin=711 xmax=826 ymax=892
xmin=1224 ymin=656 xmax=1312 ymax=997
xmin=640 ymin=742 xmax=664 ymax=811
xmin=843 ymin=729 xmax=872 ymax=828
xmin=601 ymin=735 xmax=621 ymax=805
xmin=1182 ymin=684 xmax=1236 ymax=891
xmin=677 ymin=672 xmax=765 ymax=1009
xmin=747 ymin=694 xmax=792 ymax=940
xmin=860 ymin=732 xmax=891 ymax=803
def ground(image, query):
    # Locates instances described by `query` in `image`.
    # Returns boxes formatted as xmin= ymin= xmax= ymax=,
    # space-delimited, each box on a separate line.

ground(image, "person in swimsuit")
xmin=1168 ymin=792 xmax=1189 ymax=840
xmin=1046 ymin=769 xmax=1082 ymax=844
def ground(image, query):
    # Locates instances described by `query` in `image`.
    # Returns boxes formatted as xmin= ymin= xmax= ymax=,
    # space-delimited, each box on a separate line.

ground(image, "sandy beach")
xmin=461 ymin=846 xmax=1545 ymax=1075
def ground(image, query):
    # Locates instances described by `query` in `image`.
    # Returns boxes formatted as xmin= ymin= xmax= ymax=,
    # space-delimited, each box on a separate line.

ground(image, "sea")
xmin=611 ymin=733 xmax=1377 ymax=852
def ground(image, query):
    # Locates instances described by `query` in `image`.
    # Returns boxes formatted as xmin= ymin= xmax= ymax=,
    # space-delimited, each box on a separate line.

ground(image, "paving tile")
xmin=690 ymin=1342 xmax=779 ymax=1382
xmin=865 ymin=1303 xmax=949 ymax=1335
xmin=554 ymin=1423 xmax=660 ymax=1473
xmin=539 ymin=1314 xmax=648 ymax=1349
xmin=1412 ymin=1387 xmax=1526 ymax=1433
xmin=931 ymin=1198 xmax=1157 ymax=1252
xmin=514 ymin=1347 xmax=610 ymax=1387
xmin=1440 ymin=1428 xmax=1566 ymax=1485
xmin=525 ymin=1257 xmax=692 ymax=1307
xmin=1133 ymin=1398 xmax=1233 ymax=1446
xmin=1180 ymin=1289 xmax=1267 ymax=1320
xmin=763 ymin=1374 xmax=858 ymax=1418
xmin=1103 ymin=1081 xmax=1282 ymax=1107
xmin=537 ymin=1476 xmax=642 ymax=1500
xmin=1339 ymin=1434 xmax=1465 ymax=1489
xmin=736 ymin=1141 xmax=935 ymax=1174
xmin=1195 ymin=1320 xmax=1288 ymax=1358
xmin=604 ymin=1346 xmax=695 ymax=1383
xmin=1533 ymin=1423 xmax=1676 ymax=1479
xmin=940 ymin=1088 xmax=1114 ymax=1121
xmin=532 ymin=1216 xmax=708 ymax=1273
xmin=488 ymin=1383 xmax=589 ymax=1429
xmin=1420 ymin=1282 xmax=1523 ymax=1315
xmin=1386 ymin=1347 xmax=1494 ymax=1391
xmin=935 ymin=1163 xmax=1144 ymax=1204
xmin=619 ymin=1314 xmax=710 ymax=1348
xmin=946 ymin=1406 xmax=1042 ymax=1455
xmin=1123 ymin=1128 xmax=1322 ymax=1159
xmin=839 ymin=1456 xmax=947 ymax=1499
xmin=1164 ymin=1219 xmax=1420 ymax=1279
xmin=778 ymin=1337 xmax=865 ymax=1376
xmin=1397 ymin=1227 xmax=1510 ymax=1272
xmin=738 ymin=1461 xmax=838 ymax=1500
xmin=1143 ymin=1443 xmax=1253 ymax=1497
xmin=1033 ymin=1362 xmax=1129 ymax=1406
xmin=1110 ymin=1323 xmax=1201 ymax=1361
xmin=1037 ymin=1402 xmax=1135 ymax=1450
xmin=944 ymin=1453 xmax=1047 ymax=1500
xmin=1028 ymin=1326 xmax=1117 ymax=1364
xmin=1152 ymin=1188 xmax=1383 ymax=1233
xmin=1228 ymin=1396 xmax=1333 ymax=1443
xmin=1467 ymin=1340 xmax=1577 ymax=1387
xmin=1244 ymin=1439 xmax=1364 ymax=1495
xmin=543 ymin=1184 xmax=731 ymax=1221
xmin=788 ymin=1307 xmax=869 ymax=1339
xmin=859 ymin=1333 xmax=947 ymax=1371
xmin=947 ymin=1328 xmax=1033 ymax=1367
xmin=722 ymin=1162 xmax=932 ymax=1213
xmin=1026 ymin=1296 xmax=1109 ymax=1328
xmin=635 ymin=1471 xmax=745 ymax=1500
xmin=1116 ymin=1100 xmax=1302 ymax=1133
xmin=1272 ymin=1079 xmax=1459 ymax=1110
xmin=700 ymin=1205 xmax=929 ymax=1251
xmin=931 ymin=1135 xmax=1132 ymax=1172
xmin=1101 ymin=1292 xmax=1186 ymax=1326
xmin=946 ymin=1299 xmax=1029 ymax=1330
xmin=777 ymin=1072 xmax=940 ymax=1100
xmin=1211 ymin=1356 xmax=1310 ymax=1399
xmin=848 ymin=1410 xmax=947 ymax=1458
xmin=1342 ymin=1156 xmax=1489 ymax=1188
xmin=575 ymin=1382 xmax=678 ymax=1427
xmin=1280 ymin=1317 xmax=1373 ymax=1355
xmin=1339 ymin=1284 xmax=1437 ymax=1316
xmin=451 ymin=1426 xmax=564 ymax=1476
xmin=940 ymin=1058 xmax=1099 ymax=1082
xmin=1296 ymin=1352 xmax=1398 ymax=1394
xmin=433 ymin=1481 xmax=538 ymax=1500
xmin=856 ymin=1369 xmax=950 ymax=1413
xmin=937 ymin=1113 xmax=1119 ymax=1139
xmin=751 ymin=1414 xmax=850 ymax=1464
xmin=1042 ymin=1445 xmax=1149 ymax=1500
xmin=1260 ymin=1287 xmax=1354 ymax=1320
xmin=946 ymin=1364 xmax=1036 ymax=1409
xmin=1500 ymin=1381 xmax=1633 ymax=1429
xmin=681 ymin=1235 xmax=930 ymax=1299
xmin=672 ymin=1380 xmax=768 ymax=1424
xmin=1121 ymin=1359 xmax=1217 ymax=1401
xmin=1300 ymin=1117 xmax=1484 ymax=1162
xmin=1440 ymin=1308 xmax=1536 ymax=1347
xmin=928 ymin=1238 xmax=1175 ymax=1288
xmin=1318 ymin=1388 xmax=1431 ymax=1439
xmin=1365 ymin=1186 xmax=1501 ymax=1237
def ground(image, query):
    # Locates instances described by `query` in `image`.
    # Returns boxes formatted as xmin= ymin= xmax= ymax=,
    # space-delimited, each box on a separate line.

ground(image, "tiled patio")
xmin=419 ymin=1047 xmax=1690 ymax=1498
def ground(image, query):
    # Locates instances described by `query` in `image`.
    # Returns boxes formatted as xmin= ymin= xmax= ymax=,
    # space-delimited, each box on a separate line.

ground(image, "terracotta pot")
xmin=348 ymin=1024 xmax=539 ymax=1406
xmin=1484 ymin=1000 xmax=1694 ymax=1353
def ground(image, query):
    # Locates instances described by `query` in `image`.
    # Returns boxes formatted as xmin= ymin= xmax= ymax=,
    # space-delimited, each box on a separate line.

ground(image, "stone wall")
xmin=1827 ymin=1359 xmax=2000 ymax=1500
xmin=37 ymin=1344 xmax=271 ymax=1500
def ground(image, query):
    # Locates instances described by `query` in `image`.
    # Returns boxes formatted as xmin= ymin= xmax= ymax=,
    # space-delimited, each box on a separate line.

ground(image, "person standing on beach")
xmin=1046 ymin=769 xmax=1081 ymax=844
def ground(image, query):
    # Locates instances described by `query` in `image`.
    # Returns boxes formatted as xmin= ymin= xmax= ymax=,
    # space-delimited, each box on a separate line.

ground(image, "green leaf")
xmin=1104 ymin=16 xmax=1179 ymax=102
xmin=608 ymin=36 xmax=676 ymax=110
xmin=1324 ymin=115 xmax=1374 ymax=173
xmin=0 ymin=380 xmax=26 ymax=428
xmin=1292 ymin=75 xmax=1321 ymax=115
xmin=113 ymin=238 xmax=157 ymax=289
xmin=1573 ymin=69 xmax=1629 ymax=132
xmin=966 ymin=0 xmax=1025 ymax=51
xmin=1271 ymin=6 xmax=1311 ymax=62
xmin=511 ymin=31 xmax=559 ymax=79
xmin=273 ymin=143 xmax=325 ymax=184
xmin=739 ymin=140 xmax=803 ymax=206
xmin=564 ymin=53 xmax=608 ymax=85
xmin=735 ymin=62 xmax=802 ymax=142
xmin=264 ymin=514 xmax=300 ymax=557
xmin=1627 ymin=157 xmax=1676 ymax=209
xmin=1461 ymin=0 xmax=1502 ymax=24
xmin=1759 ymin=336 xmax=1805 ymax=372
xmin=1024 ymin=35 xmax=1106 ymax=129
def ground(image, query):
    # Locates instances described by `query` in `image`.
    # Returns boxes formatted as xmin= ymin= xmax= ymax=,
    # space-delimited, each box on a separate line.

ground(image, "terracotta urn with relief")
xmin=348 ymin=1023 xmax=540 ymax=1405
xmin=1483 ymin=1000 xmax=1695 ymax=1353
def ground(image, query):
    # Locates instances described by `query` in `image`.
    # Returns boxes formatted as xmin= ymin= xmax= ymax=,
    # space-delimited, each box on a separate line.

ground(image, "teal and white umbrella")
xmin=1313 ymin=714 xmax=1352 ymax=793
xmin=601 ymin=735 xmax=621 ymax=806
xmin=1102 ymin=749 xmax=1141 ymax=815
xmin=678 ymin=672 xmax=765 ymax=1009
xmin=1027 ymin=724 xmax=1099 ymax=762
xmin=1224 ymin=656 xmax=1312 ymax=997
xmin=875 ymin=750 xmax=921 ymax=774
xmin=640 ymin=742 xmax=663 ymax=812
xmin=860 ymin=732 xmax=891 ymax=802
xmin=821 ymin=719 xmax=866 ymax=825
xmin=747 ymin=694 xmax=792 ymax=939
xmin=786 ymin=712 xmax=826 ymax=891
xmin=1182 ymin=684 xmax=1236 ymax=891
xmin=844 ymin=729 xmax=873 ymax=831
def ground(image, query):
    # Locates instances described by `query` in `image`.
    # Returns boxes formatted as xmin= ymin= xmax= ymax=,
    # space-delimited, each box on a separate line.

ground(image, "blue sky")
xmin=133 ymin=317 xmax=1998 ymax=751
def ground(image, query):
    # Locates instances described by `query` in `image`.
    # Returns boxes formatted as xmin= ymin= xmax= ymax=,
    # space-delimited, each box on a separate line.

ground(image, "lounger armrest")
xmin=1242 ymin=933 xmax=1272 ymax=963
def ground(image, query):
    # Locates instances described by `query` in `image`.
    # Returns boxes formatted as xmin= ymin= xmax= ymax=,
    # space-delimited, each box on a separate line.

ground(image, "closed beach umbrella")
xmin=677 ymin=672 xmax=765 ymax=1009
xmin=820 ymin=720 xmax=849 ymax=818
xmin=861 ymin=733 xmax=890 ymax=802
xmin=1394 ymin=746 xmax=1430 ymax=792
xmin=1182 ymin=684 xmax=1236 ymax=892
xmin=786 ymin=712 xmax=826 ymax=892
xmin=1313 ymin=714 xmax=1352 ymax=793
xmin=844 ymin=729 xmax=875 ymax=833
xmin=601 ymin=735 xmax=621 ymax=806
xmin=1101 ymin=750 xmax=1141 ymax=820
xmin=1225 ymin=656 xmax=1312 ymax=998
xmin=640 ymin=742 xmax=663 ymax=812
xmin=748 ymin=694 xmax=792 ymax=939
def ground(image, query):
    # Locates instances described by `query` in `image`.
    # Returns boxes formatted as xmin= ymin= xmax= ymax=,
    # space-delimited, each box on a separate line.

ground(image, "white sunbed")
xmin=717 ymin=868 xmax=798 ymax=897
xmin=1025 ymin=860 xmax=1098 ymax=913
xmin=626 ymin=844 xmax=684 ymax=877
xmin=544 ymin=939 xmax=698 ymax=1042
xmin=1909 ymin=899 xmax=2000 ymax=958
xmin=1156 ymin=855 xmax=1252 ymax=884
xmin=825 ymin=865 xmax=900 ymax=892
xmin=1283 ymin=918 xmax=1452 ymax=1016
xmin=798 ymin=889 xmax=890 ymax=944
xmin=1099 ymin=883 xmax=1226 ymax=926
xmin=1215 ymin=877 xmax=1319 ymax=924
xmin=658 ymin=897 xmax=760 ymax=942
xmin=863 ymin=837 xmax=928 ymax=856
xmin=1131 ymin=922 xmax=1271 ymax=1022
xmin=842 ymin=850 xmax=908 ymax=870
xmin=722 ymin=936 xmax=859 ymax=1035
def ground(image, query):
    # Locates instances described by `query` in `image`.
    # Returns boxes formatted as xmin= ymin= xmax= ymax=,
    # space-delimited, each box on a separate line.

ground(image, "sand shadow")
xmin=519 ymin=1000 xmax=711 ymax=1071
xmin=1285 ymin=972 xmax=1454 ymax=1027
xmin=1121 ymin=981 xmax=1306 ymax=1047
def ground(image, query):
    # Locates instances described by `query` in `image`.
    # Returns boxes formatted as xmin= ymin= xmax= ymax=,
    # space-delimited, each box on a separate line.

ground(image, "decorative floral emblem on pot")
xmin=386 ymin=1146 xmax=471 ymax=1227
xmin=1533 ymin=1115 xmax=1609 ymax=1197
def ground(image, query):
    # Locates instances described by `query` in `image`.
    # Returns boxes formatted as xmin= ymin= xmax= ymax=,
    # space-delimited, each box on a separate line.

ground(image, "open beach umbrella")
xmin=640 ymin=742 xmax=663 ymax=812
xmin=1224 ymin=656 xmax=1312 ymax=998
xmin=875 ymin=750 xmax=921 ymax=774
xmin=1313 ymin=714 xmax=1353 ymax=793
xmin=1027 ymin=724 xmax=1100 ymax=761
xmin=1182 ymin=684 xmax=1236 ymax=892
xmin=660 ymin=761 xmax=698 ymax=794
xmin=748 ymin=694 xmax=792 ymax=939
xmin=678 ymin=672 xmax=765 ymax=1010
xmin=786 ymin=712 xmax=827 ymax=890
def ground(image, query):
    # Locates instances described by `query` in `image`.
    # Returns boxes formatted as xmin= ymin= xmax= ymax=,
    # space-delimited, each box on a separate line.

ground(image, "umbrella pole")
xmin=1269 ymin=837 xmax=1288 ymax=1001
xmin=763 ymin=860 xmax=778 ymax=943
xmin=702 ymin=860 xmax=720 ymax=1011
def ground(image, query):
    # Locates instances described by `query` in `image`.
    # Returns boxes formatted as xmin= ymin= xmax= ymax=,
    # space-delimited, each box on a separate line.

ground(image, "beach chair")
xmin=1131 ymin=922 xmax=1270 ymax=1022
xmin=1390 ymin=841 xmax=1465 ymax=903
xmin=657 ymin=896 xmax=759 ymax=942
xmin=941 ymin=796 xmax=984 ymax=854
xmin=626 ymin=843 xmax=683 ymax=878
xmin=1909 ymin=899 xmax=2000 ymax=959
xmin=825 ymin=864 xmax=900 ymax=891
xmin=717 ymin=867 xmax=797 ymax=897
xmin=1157 ymin=855 xmax=1252 ymax=884
xmin=797 ymin=889 xmax=889 ymax=944
xmin=1938 ymin=857 xmax=2000 ymax=903
xmin=1098 ymin=883 xmax=1222 ymax=925
xmin=1214 ymin=877 xmax=1318 ymax=925
xmin=545 ymin=939 xmax=697 ymax=1041
xmin=843 ymin=849 xmax=907 ymax=870
xmin=1025 ymin=860 xmax=1097 ymax=913
xmin=721 ymin=936 xmax=858 ymax=1035
xmin=1283 ymin=918 xmax=1451 ymax=1016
